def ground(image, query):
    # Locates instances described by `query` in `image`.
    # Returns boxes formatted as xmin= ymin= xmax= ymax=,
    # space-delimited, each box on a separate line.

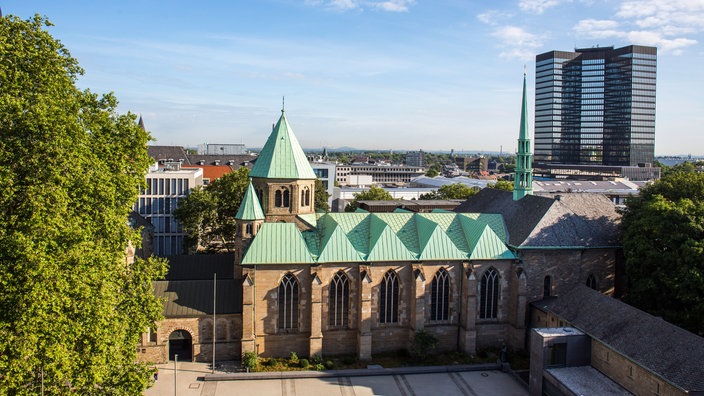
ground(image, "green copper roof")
xmin=240 ymin=212 xmax=515 ymax=265
xmin=249 ymin=111 xmax=316 ymax=180
xmin=241 ymin=223 xmax=315 ymax=265
xmin=235 ymin=179 xmax=265 ymax=220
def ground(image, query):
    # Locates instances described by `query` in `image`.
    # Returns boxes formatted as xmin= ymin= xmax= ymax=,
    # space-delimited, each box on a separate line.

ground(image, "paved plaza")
xmin=144 ymin=362 xmax=527 ymax=396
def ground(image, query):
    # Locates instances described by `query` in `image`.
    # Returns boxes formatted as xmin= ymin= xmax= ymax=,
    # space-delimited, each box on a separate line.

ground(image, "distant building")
xmin=455 ymin=156 xmax=488 ymax=174
xmin=335 ymin=164 xmax=425 ymax=185
xmin=198 ymin=143 xmax=248 ymax=155
xmin=534 ymin=45 xmax=658 ymax=180
xmin=134 ymin=162 xmax=203 ymax=256
xmin=405 ymin=150 xmax=424 ymax=167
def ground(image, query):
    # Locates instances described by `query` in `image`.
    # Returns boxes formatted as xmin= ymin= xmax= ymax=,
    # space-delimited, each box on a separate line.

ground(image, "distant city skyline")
xmin=5 ymin=0 xmax=704 ymax=155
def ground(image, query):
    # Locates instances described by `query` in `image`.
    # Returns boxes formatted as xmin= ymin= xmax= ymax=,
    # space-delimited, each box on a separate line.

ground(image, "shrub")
xmin=325 ymin=360 xmax=334 ymax=369
xmin=311 ymin=354 xmax=323 ymax=365
xmin=410 ymin=330 xmax=438 ymax=361
xmin=242 ymin=352 xmax=259 ymax=370
xmin=300 ymin=359 xmax=310 ymax=369
xmin=289 ymin=351 xmax=299 ymax=365
xmin=314 ymin=363 xmax=325 ymax=371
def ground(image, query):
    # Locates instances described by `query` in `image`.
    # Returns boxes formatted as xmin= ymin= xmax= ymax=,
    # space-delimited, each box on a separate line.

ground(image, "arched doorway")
xmin=168 ymin=330 xmax=192 ymax=361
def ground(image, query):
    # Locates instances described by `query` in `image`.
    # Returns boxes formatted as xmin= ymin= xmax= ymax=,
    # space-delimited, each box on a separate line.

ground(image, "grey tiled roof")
xmin=454 ymin=189 xmax=620 ymax=248
xmin=534 ymin=286 xmax=704 ymax=392
xmin=147 ymin=145 xmax=191 ymax=164
xmin=163 ymin=254 xmax=234 ymax=280
xmin=188 ymin=154 xmax=256 ymax=168
xmin=154 ymin=279 xmax=242 ymax=317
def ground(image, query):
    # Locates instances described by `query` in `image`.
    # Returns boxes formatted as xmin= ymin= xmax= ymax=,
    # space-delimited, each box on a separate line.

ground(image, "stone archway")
xmin=168 ymin=329 xmax=192 ymax=361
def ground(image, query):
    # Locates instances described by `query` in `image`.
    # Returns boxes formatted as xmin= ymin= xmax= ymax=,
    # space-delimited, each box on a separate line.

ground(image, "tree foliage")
xmin=344 ymin=186 xmax=393 ymax=212
xmin=419 ymin=183 xmax=478 ymax=200
xmin=0 ymin=15 xmax=167 ymax=394
xmin=487 ymin=179 xmax=514 ymax=191
xmin=174 ymin=166 xmax=250 ymax=253
xmin=621 ymin=172 xmax=704 ymax=335
xmin=314 ymin=179 xmax=330 ymax=212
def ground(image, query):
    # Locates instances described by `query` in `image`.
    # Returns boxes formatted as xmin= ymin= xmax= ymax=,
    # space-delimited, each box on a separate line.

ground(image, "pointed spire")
xmin=138 ymin=115 xmax=145 ymax=131
xmin=249 ymin=110 xmax=316 ymax=179
xmin=513 ymin=72 xmax=533 ymax=201
xmin=236 ymin=179 xmax=265 ymax=220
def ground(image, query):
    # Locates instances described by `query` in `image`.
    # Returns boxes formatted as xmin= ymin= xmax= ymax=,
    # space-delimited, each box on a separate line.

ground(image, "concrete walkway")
xmin=144 ymin=362 xmax=527 ymax=396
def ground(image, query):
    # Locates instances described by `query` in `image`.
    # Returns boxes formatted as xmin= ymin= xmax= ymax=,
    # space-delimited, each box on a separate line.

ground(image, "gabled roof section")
xmin=454 ymin=188 xmax=620 ymax=248
xmin=315 ymin=222 xmax=365 ymax=263
xmin=235 ymin=179 xmax=265 ymax=220
xmin=466 ymin=225 xmax=516 ymax=260
xmin=367 ymin=214 xmax=417 ymax=262
xmin=249 ymin=111 xmax=316 ymax=180
xmin=241 ymin=223 xmax=315 ymax=264
xmin=415 ymin=215 xmax=466 ymax=260
xmin=535 ymin=286 xmax=704 ymax=392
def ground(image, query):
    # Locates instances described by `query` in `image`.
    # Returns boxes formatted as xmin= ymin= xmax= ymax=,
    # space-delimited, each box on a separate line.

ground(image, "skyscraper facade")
xmin=534 ymin=45 xmax=656 ymax=168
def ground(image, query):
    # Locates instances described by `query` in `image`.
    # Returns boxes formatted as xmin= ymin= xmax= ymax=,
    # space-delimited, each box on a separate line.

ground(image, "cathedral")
xmin=138 ymin=75 xmax=620 ymax=363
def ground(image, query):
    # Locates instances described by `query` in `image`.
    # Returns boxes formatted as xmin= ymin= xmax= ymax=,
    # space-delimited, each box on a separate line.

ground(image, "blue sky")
xmin=5 ymin=0 xmax=704 ymax=155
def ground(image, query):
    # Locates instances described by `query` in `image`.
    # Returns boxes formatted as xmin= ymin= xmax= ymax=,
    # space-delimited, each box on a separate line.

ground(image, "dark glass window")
xmin=480 ymin=267 xmax=499 ymax=319
xmin=278 ymin=273 xmax=299 ymax=330
xmin=586 ymin=274 xmax=597 ymax=290
xmin=329 ymin=271 xmax=349 ymax=327
xmin=430 ymin=268 xmax=449 ymax=321
xmin=379 ymin=270 xmax=399 ymax=324
xmin=544 ymin=275 xmax=552 ymax=297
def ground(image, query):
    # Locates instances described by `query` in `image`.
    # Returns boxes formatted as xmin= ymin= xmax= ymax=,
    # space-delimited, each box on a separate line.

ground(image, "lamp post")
xmin=174 ymin=354 xmax=178 ymax=396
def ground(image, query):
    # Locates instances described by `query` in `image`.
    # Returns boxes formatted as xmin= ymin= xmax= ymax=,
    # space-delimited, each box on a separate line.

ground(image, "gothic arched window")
xmin=586 ymin=274 xmax=597 ymax=290
xmin=275 ymin=189 xmax=282 ymax=207
xmin=329 ymin=271 xmax=349 ymax=327
xmin=379 ymin=270 xmax=399 ymax=324
xmin=431 ymin=268 xmax=449 ymax=321
xmin=304 ymin=187 xmax=311 ymax=206
xmin=278 ymin=273 xmax=299 ymax=330
xmin=282 ymin=188 xmax=290 ymax=207
xmin=479 ymin=267 xmax=499 ymax=319
xmin=543 ymin=275 xmax=552 ymax=298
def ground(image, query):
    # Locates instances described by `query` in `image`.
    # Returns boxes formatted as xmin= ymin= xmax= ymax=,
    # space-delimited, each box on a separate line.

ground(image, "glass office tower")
xmin=534 ymin=45 xmax=656 ymax=167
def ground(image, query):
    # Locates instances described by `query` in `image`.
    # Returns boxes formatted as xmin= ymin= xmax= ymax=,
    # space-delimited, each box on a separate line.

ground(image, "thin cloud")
xmin=477 ymin=10 xmax=513 ymax=26
xmin=491 ymin=26 xmax=544 ymax=60
xmin=307 ymin=0 xmax=414 ymax=12
xmin=519 ymin=0 xmax=570 ymax=14
xmin=574 ymin=0 xmax=704 ymax=53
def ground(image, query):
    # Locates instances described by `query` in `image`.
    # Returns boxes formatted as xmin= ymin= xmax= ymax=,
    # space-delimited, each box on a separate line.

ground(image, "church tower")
xmin=513 ymin=72 xmax=533 ymax=200
xmin=234 ymin=179 xmax=265 ymax=265
xmin=249 ymin=109 xmax=317 ymax=226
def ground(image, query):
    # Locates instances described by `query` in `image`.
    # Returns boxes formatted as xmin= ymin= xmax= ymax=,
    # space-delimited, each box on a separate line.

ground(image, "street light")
xmin=174 ymin=354 xmax=178 ymax=396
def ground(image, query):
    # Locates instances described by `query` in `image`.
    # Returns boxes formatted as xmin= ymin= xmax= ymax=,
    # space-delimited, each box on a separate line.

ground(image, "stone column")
xmin=309 ymin=273 xmax=323 ymax=357
xmin=460 ymin=263 xmax=477 ymax=354
xmin=357 ymin=268 xmax=373 ymax=361
xmin=241 ymin=271 xmax=256 ymax=354
xmin=411 ymin=266 xmax=426 ymax=331
xmin=510 ymin=268 xmax=528 ymax=350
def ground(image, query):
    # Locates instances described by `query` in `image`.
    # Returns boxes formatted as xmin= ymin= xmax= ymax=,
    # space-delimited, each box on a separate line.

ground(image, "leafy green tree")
xmin=621 ymin=172 xmax=704 ymax=335
xmin=345 ymin=186 xmax=393 ymax=212
xmin=419 ymin=183 xmax=478 ymax=200
xmin=487 ymin=180 xmax=514 ymax=191
xmin=174 ymin=167 xmax=250 ymax=252
xmin=0 ymin=15 xmax=167 ymax=394
xmin=425 ymin=167 xmax=439 ymax=177
xmin=314 ymin=179 xmax=331 ymax=212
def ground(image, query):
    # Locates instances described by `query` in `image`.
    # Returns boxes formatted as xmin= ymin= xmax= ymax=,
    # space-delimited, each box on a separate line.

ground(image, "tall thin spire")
xmin=513 ymin=72 xmax=533 ymax=200
xmin=282 ymin=96 xmax=285 ymax=113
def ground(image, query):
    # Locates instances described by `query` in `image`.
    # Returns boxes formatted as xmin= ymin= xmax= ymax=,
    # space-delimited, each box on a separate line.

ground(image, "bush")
xmin=300 ymin=359 xmax=310 ymax=369
xmin=242 ymin=352 xmax=259 ymax=370
xmin=325 ymin=360 xmax=334 ymax=369
xmin=314 ymin=363 xmax=325 ymax=371
xmin=311 ymin=354 xmax=323 ymax=365
xmin=410 ymin=330 xmax=438 ymax=361
xmin=289 ymin=351 xmax=299 ymax=365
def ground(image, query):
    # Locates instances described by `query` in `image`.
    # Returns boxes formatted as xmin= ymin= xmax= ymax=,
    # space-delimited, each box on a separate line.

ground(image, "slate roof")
xmin=241 ymin=212 xmax=515 ymax=265
xmin=154 ymin=279 xmax=241 ymax=317
xmin=147 ymin=145 xmax=191 ymax=164
xmin=249 ymin=111 xmax=317 ymax=180
xmin=154 ymin=254 xmax=241 ymax=317
xmin=454 ymin=188 xmax=620 ymax=248
xmin=534 ymin=286 xmax=704 ymax=392
xmin=235 ymin=180 xmax=265 ymax=220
